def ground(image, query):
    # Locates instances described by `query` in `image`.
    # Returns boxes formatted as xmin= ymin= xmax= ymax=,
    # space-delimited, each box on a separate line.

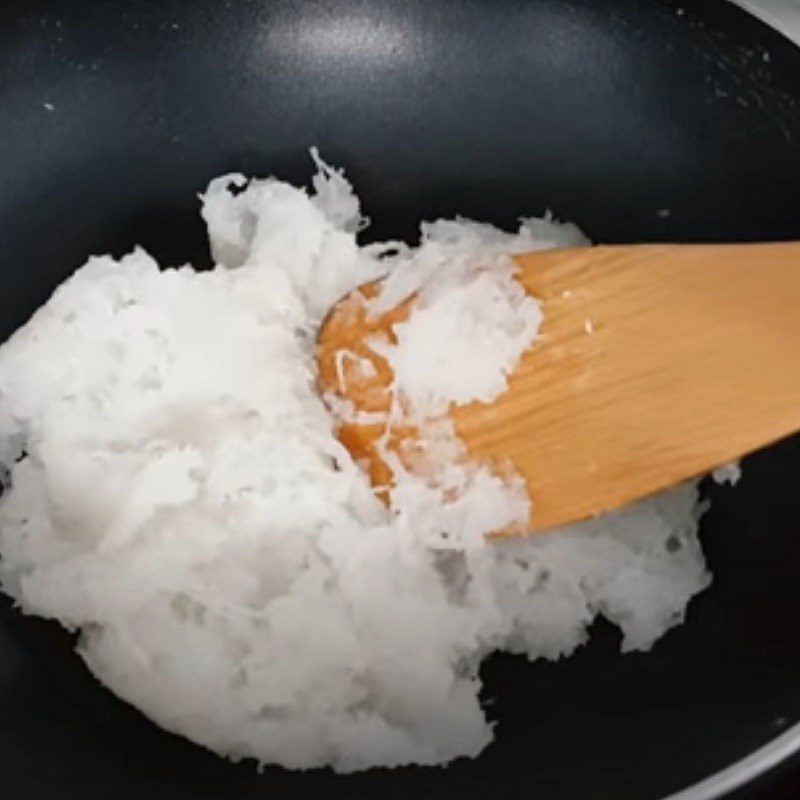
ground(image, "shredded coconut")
xmin=712 ymin=461 xmax=742 ymax=485
xmin=0 ymin=152 xmax=711 ymax=772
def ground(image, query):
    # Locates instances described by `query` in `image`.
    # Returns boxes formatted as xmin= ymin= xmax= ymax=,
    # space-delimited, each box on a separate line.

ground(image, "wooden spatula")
xmin=316 ymin=243 xmax=800 ymax=532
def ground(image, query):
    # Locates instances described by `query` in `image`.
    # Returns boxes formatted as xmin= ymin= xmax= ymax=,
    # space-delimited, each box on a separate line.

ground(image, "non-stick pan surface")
xmin=2 ymin=1 xmax=800 ymax=798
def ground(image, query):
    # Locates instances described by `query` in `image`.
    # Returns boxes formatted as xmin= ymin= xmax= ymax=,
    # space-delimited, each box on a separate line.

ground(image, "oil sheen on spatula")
xmin=317 ymin=243 xmax=800 ymax=533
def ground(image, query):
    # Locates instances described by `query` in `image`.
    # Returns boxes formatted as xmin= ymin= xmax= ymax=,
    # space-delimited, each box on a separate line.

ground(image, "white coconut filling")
xmin=0 ymin=153 xmax=710 ymax=772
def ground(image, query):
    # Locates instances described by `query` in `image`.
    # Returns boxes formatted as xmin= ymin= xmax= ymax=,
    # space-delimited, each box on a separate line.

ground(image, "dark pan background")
xmin=1 ymin=1 xmax=800 ymax=798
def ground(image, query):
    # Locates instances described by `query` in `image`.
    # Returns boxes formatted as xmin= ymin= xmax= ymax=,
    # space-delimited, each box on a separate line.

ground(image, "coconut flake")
xmin=0 ymin=151 xmax=711 ymax=773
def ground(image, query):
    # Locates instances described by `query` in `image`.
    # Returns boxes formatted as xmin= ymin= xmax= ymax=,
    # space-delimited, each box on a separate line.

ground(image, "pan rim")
xmin=730 ymin=0 xmax=800 ymax=47
xmin=659 ymin=720 xmax=800 ymax=799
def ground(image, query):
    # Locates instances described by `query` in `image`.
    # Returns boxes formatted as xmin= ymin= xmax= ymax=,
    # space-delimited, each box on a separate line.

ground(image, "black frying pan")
xmin=2 ymin=1 xmax=800 ymax=798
